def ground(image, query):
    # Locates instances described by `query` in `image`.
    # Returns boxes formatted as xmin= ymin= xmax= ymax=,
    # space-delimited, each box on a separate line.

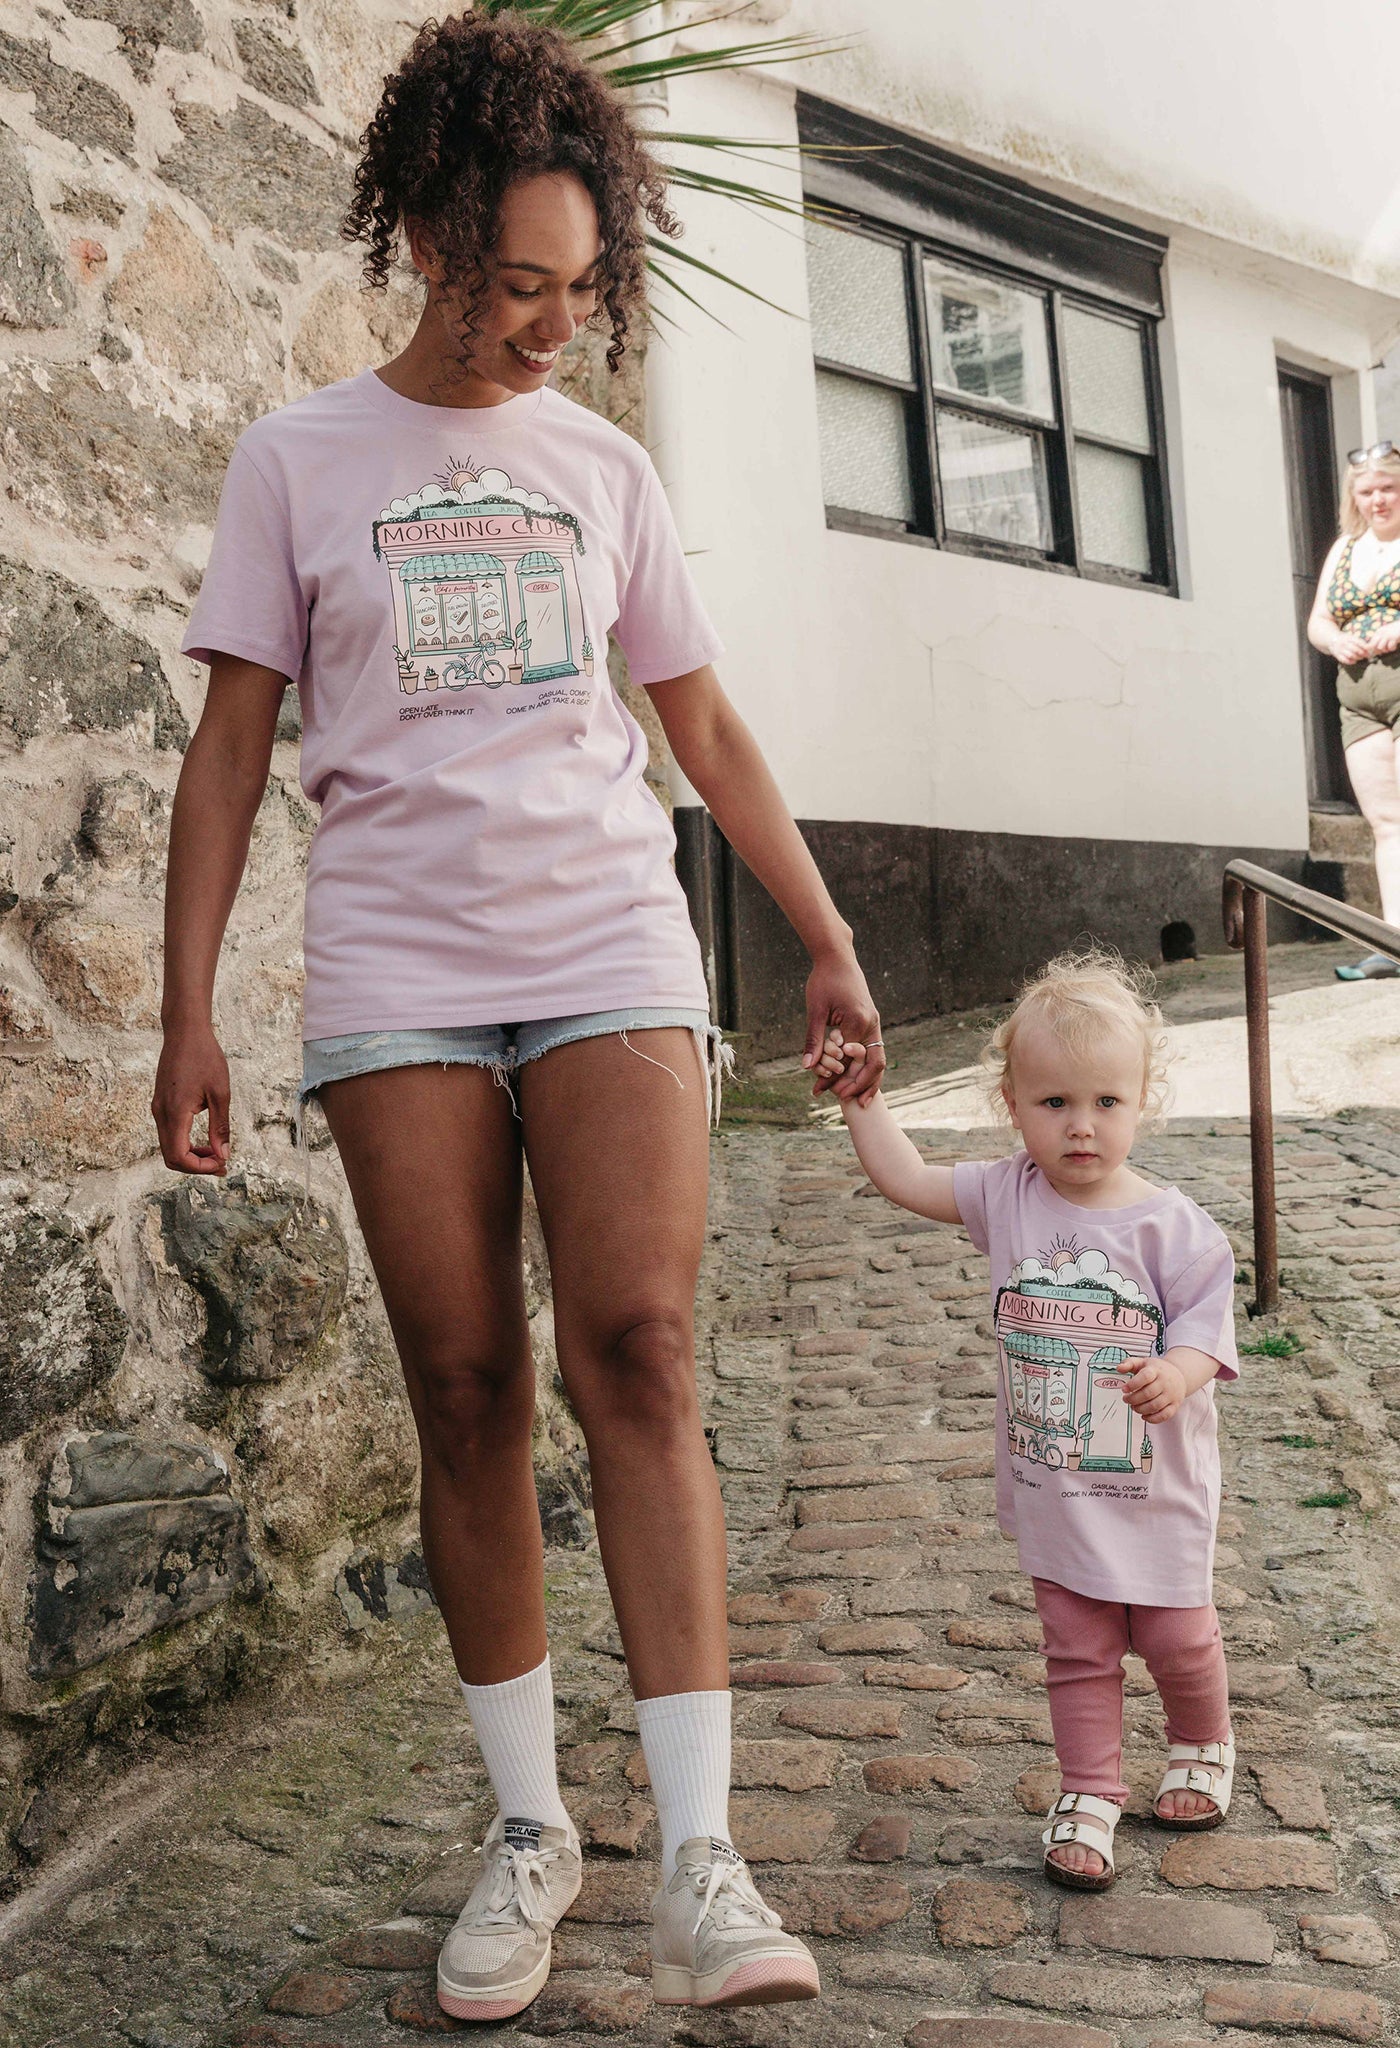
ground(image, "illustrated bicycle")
xmin=1008 ymin=1419 xmax=1067 ymax=1469
xmin=443 ymin=648 xmax=509 ymax=689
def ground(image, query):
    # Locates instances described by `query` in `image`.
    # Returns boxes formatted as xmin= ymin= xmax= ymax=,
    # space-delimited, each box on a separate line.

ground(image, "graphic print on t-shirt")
xmin=993 ymin=1237 xmax=1166 ymax=1478
xmin=372 ymin=458 xmax=591 ymax=697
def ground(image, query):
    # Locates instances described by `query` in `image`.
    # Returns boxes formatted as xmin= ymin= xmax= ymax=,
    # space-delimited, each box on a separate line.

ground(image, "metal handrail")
xmin=1222 ymin=857 xmax=1400 ymax=1314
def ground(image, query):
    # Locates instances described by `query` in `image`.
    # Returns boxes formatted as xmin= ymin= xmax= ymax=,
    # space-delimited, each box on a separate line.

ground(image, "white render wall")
xmin=655 ymin=14 xmax=1400 ymax=853
xmin=770 ymin=0 xmax=1400 ymax=303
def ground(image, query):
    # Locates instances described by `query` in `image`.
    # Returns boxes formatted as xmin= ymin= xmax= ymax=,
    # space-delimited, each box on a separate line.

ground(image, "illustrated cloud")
xmin=1007 ymin=1252 xmax=1149 ymax=1306
xmin=379 ymin=466 xmax=562 ymax=524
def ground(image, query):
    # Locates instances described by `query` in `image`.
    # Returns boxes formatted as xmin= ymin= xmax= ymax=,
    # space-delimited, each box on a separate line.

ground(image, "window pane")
xmin=936 ymin=408 xmax=1052 ymax=551
xmin=923 ymin=256 xmax=1055 ymax=423
xmin=1075 ymin=441 xmax=1152 ymax=572
xmin=815 ymin=369 xmax=914 ymax=522
xmin=806 ymin=220 xmax=913 ymax=382
xmin=1063 ymin=308 xmax=1151 ymax=451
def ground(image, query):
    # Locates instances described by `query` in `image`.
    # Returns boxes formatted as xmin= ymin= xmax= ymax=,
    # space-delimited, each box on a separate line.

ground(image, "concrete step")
xmin=1309 ymin=808 xmax=1372 ymax=863
xmin=1307 ymin=810 xmax=1381 ymax=918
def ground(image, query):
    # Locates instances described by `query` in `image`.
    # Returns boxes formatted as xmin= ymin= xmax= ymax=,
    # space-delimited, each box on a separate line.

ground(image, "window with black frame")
xmin=802 ymin=122 xmax=1173 ymax=591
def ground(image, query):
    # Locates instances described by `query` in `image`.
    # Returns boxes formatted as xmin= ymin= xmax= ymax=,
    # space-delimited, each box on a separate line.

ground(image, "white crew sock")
xmin=635 ymin=1689 xmax=733 ymax=1879
xmin=459 ymin=1654 xmax=571 ymax=1831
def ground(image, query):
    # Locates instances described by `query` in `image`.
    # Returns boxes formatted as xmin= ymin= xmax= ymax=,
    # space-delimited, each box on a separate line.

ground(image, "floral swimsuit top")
xmin=1328 ymin=536 xmax=1400 ymax=643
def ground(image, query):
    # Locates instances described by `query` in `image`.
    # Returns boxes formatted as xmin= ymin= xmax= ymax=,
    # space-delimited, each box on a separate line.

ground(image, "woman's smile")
xmin=508 ymin=340 xmax=561 ymax=372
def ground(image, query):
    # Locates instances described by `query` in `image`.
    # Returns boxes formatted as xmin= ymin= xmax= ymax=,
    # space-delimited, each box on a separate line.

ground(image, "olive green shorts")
xmin=1338 ymin=651 xmax=1400 ymax=751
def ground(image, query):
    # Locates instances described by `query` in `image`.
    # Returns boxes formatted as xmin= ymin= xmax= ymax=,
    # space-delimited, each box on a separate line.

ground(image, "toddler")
xmin=818 ymin=952 xmax=1238 ymax=1889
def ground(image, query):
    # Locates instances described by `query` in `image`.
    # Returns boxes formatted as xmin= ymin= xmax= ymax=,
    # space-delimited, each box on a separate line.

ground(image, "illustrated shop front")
xmin=374 ymin=499 xmax=591 ymax=693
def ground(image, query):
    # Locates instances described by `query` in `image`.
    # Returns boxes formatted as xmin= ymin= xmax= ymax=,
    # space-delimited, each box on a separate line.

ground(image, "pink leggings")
xmin=1033 ymin=1578 xmax=1231 ymax=1805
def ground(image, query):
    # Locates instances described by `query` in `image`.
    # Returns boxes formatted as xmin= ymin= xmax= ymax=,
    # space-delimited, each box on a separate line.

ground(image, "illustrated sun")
xmin=1041 ymin=1234 xmax=1081 ymax=1271
xmin=437 ymin=459 xmax=480 ymax=493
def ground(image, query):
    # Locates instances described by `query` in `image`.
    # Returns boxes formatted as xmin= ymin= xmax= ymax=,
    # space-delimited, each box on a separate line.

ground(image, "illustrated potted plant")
xmin=510 ymin=619 xmax=530 ymax=685
xmin=392 ymin=643 xmax=419 ymax=694
xmin=1068 ymin=1408 xmax=1090 ymax=1471
xmin=581 ymin=634 xmax=595 ymax=677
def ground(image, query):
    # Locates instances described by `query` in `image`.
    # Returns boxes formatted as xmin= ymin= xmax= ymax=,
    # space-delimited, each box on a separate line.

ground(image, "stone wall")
xmin=0 ymin=0 xmax=654 ymax=1887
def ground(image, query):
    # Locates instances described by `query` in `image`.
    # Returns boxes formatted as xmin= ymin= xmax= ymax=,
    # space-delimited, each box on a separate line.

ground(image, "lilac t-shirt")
xmin=181 ymin=371 xmax=721 ymax=1039
xmin=952 ymin=1152 xmax=1239 ymax=1607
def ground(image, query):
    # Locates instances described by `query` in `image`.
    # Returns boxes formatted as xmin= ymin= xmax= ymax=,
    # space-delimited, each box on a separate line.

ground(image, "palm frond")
xmin=646 ymin=232 xmax=790 ymax=316
xmin=478 ymin=0 xmax=645 ymax=29
xmin=604 ymin=37 xmax=848 ymax=89
xmin=664 ymin=162 xmax=854 ymax=231
xmin=645 ymin=252 xmax=737 ymax=334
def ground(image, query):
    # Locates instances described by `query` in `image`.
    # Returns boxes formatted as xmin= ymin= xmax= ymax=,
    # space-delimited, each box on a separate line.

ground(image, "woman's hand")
xmin=1365 ymin=624 xmax=1400 ymax=658
xmin=1333 ymin=629 xmax=1371 ymax=664
xmin=802 ymin=944 xmax=884 ymax=1106
xmin=151 ymin=1022 xmax=232 ymax=1174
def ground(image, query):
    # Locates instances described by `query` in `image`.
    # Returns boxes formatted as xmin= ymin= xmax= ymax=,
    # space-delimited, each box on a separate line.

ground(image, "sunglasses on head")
xmin=1348 ymin=440 xmax=1397 ymax=467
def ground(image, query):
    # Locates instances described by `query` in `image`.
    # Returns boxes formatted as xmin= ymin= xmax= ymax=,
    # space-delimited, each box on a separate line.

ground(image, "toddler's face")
xmin=1002 ymin=1021 xmax=1145 ymax=1191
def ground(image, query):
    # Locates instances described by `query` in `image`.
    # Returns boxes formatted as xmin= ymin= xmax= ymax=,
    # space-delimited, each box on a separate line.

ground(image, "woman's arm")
xmin=1308 ymin=538 xmax=1370 ymax=663
xmin=152 ymin=654 xmax=289 ymax=1173
xmin=838 ymin=1090 xmax=961 ymax=1224
xmin=648 ymin=665 xmax=885 ymax=1104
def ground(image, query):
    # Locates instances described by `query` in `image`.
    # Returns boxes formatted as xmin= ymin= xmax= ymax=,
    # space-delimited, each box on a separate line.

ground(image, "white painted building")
xmin=647 ymin=0 xmax=1400 ymax=1047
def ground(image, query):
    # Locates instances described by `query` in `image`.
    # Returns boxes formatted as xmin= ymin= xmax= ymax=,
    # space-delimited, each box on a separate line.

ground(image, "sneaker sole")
xmin=437 ymin=1946 xmax=551 ymax=2021
xmin=653 ymin=1954 xmax=822 ymax=2007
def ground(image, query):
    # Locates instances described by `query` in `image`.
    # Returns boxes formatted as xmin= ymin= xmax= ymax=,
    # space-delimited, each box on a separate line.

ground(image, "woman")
xmin=153 ymin=9 xmax=884 ymax=2024
xmin=1308 ymin=440 xmax=1400 ymax=977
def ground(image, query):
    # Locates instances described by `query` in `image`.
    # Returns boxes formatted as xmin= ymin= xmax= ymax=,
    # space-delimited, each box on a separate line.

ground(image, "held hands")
xmin=1366 ymin=624 xmax=1400 ymax=658
xmin=809 ymin=1025 xmax=882 ymax=1108
xmin=802 ymin=953 xmax=885 ymax=1108
xmin=1120 ymin=1354 xmax=1188 ymax=1424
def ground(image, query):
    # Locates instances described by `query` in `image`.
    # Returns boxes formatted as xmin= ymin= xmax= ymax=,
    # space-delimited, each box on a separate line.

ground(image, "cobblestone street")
xmin=5 ymin=956 xmax=1400 ymax=2048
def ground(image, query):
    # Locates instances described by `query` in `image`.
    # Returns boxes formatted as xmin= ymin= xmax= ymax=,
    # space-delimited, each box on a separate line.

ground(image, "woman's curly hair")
xmin=343 ymin=8 xmax=679 ymax=375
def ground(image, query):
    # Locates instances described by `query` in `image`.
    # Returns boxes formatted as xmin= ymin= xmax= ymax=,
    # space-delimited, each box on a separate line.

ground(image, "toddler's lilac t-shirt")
xmin=181 ymin=371 xmax=722 ymax=1039
xmin=953 ymin=1152 xmax=1239 ymax=1607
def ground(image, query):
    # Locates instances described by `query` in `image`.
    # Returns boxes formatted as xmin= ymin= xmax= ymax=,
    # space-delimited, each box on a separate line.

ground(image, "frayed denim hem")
xmin=290 ymin=1018 xmax=732 ymax=1194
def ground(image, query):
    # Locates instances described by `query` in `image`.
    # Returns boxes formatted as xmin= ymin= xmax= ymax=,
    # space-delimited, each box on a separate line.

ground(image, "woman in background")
xmin=1308 ymin=441 xmax=1400 ymax=977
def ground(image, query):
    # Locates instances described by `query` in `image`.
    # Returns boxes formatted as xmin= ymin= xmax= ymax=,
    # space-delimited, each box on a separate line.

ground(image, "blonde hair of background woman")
xmin=981 ymin=946 xmax=1173 ymax=1124
xmin=1339 ymin=448 xmax=1400 ymax=539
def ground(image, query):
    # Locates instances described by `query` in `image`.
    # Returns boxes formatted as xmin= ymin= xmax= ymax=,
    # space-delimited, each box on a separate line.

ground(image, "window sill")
xmin=823 ymin=510 xmax=1177 ymax=597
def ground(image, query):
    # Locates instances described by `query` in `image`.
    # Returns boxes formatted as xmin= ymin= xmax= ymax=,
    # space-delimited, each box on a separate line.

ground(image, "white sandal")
xmin=1041 ymin=1792 xmax=1121 ymax=1891
xmin=1153 ymin=1737 xmax=1235 ymax=1830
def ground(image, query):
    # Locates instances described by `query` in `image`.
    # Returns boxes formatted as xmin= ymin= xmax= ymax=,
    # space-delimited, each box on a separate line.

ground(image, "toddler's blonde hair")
xmin=981 ymin=947 xmax=1172 ymax=1122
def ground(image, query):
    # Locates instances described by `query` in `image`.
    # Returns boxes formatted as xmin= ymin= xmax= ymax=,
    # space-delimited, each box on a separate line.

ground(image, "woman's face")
xmin=413 ymin=172 xmax=604 ymax=397
xmin=1354 ymin=468 xmax=1400 ymax=539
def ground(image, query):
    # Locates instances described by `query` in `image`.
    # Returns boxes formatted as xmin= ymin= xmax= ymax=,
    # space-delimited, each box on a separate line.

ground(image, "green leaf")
xmin=645 ymin=253 xmax=737 ymax=333
xmin=647 ymin=233 xmax=791 ymax=317
xmin=604 ymin=37 xmax=848 ymax=89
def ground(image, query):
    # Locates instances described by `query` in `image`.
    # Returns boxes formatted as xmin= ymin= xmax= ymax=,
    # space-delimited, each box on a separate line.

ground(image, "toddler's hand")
xmin=812 ymin=1028 xmax=866 ymax=1091
xmin=1121 ymin=1356 xmax=1187 ymax=1423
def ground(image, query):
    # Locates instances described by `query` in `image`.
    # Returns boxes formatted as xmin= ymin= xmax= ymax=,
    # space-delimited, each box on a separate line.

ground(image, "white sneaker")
xmin=436 ymin=1813 xmax=582 ymax=2021
xmin=650 ymin=1837 xmax=821 ymax=2008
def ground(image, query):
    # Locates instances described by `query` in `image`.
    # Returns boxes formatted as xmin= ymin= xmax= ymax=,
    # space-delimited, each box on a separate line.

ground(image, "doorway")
xmin=1278 ymin=364 xmax=1349 ymax=807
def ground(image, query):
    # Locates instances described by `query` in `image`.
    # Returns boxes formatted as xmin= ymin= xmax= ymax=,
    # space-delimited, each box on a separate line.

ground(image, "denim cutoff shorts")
xmin=294 ymin=1008 xmax=731 ymax=1168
